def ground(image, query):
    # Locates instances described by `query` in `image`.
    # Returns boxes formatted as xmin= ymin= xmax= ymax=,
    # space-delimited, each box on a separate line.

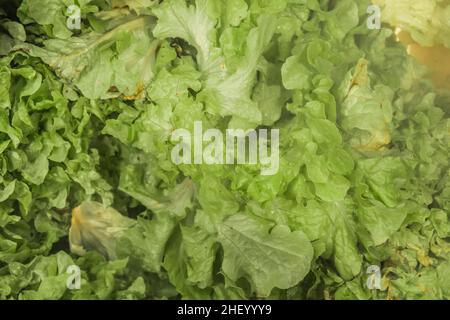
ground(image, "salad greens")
xmin=373 ymin=0 xmax=450 ymax=48
xmin=0 ymin=0 xmax=449 ymax=300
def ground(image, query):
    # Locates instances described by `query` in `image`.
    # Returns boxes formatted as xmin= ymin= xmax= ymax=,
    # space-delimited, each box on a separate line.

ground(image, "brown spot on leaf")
xmin=122 ymin=82 xmax=145 ymax=100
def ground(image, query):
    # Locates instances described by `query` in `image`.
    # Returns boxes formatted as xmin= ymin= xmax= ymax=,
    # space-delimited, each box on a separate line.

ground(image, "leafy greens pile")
xmin=0 ymin=0 xmax=449 ymax=300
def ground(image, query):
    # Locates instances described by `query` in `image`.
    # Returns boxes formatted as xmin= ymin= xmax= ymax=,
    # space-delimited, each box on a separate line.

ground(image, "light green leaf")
xmin=218 ymin=214 xmax=313 ymax=296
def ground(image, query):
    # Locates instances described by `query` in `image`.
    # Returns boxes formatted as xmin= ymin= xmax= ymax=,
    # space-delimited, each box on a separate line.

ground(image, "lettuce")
xmin=373 ymin=0 xmax=450 ymax=48
xmin=0 ymin=0 xmax=449 ymax=300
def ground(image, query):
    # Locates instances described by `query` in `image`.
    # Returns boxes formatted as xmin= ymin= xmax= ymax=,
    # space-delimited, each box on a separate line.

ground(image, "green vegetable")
xmin=373 ymin=0 xmax=450 ymax=48
xmin=0 ymin=0 xmax=449 ymax=300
